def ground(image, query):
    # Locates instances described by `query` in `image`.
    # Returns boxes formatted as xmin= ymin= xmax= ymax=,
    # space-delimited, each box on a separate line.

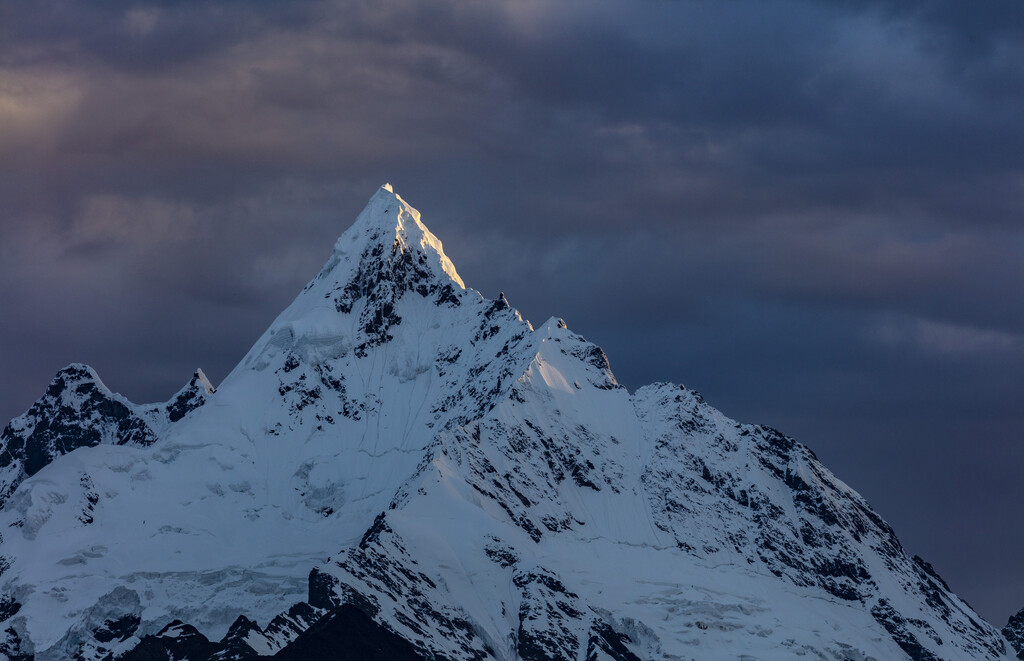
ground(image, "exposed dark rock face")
xmin=328 ymin=210 xmax=463 ymax=358
xmin=165 ymin=371 xmax=214 ymax=423
xmin=119 ymin=620 xmax=221 ymax=661
xmin=120 ymin=603 xmax=424 ymax=661
xmin=586 ymin=622 xmax=642 ymax=661
xmin=210 ymin=616 xmax=264 ymax=661
xmin=0 ymin=622 xmax=30 ymax=661
xmin=871 ymin=599 xmax=942 ymax=661
xmin=0 ymin=365 xmax=211 ymax=508
xmin=272 ymin=604 xmax=424 ymax=661
xmin=0 ymin=595 xmax=20 ymax=622
xmin=514 ymin=569 xmax=585 ymax=661
xmin=0 ymin=365 xmax=156 ymax=505
xmin=68 ymin=612 xmax=142 ymax=661
xmin=106 ymin=569 xmax=415 ymax=661
xmin=252 ymin=601 xmax=325 ymax=654
xmin=1004 ymin=608 xmax=1024 ymax=660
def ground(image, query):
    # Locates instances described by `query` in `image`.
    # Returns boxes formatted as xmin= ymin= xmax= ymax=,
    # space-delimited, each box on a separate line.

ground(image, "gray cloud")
xmin=1 ymin=0 xmax=1022 ymax=623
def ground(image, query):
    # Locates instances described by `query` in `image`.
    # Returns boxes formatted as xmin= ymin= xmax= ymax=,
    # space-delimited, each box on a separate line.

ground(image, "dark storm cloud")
xmin=1 ymin=0 xmax=1022 ymax=623
xmin=0 ymin=0 xmax=319 ymax=69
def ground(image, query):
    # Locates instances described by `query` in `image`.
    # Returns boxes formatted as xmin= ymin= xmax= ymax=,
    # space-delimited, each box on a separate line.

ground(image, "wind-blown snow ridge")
xmin=0 ymin=185 xmax=1013 ymax=661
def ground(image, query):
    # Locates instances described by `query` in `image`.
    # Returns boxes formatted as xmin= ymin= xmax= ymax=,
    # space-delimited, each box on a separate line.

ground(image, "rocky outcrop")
xmin=1004 ymin=608 xmax=1024 ymax=660
xmin=0 ymin=365 xmax=213 ymax=509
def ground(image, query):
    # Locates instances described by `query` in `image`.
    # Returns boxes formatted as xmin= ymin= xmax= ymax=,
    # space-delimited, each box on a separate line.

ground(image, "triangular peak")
xmin=330 ymin=184 xmax=464 ymax=290
xmin=232 ymin=185 xmax=478 ymax=377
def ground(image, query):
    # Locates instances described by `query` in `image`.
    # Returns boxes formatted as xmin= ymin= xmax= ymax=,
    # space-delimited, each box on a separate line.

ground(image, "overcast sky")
xmin=1 ymin=0 xmax=1022 ymax=625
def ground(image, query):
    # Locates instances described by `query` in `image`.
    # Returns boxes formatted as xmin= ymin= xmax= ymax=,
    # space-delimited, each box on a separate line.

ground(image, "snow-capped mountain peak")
xmin=235 ymin=185 xmax=470 ymax=377
xmin=0 ymin=185 xmax=1014 ymax=661
xmin=327 ymin=182 xmax=464 ymax=289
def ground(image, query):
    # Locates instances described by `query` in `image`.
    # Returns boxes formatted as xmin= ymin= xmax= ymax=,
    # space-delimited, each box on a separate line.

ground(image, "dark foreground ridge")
xmin=272 ymin=604 xmax=424 ymax=661
xmin=117 ymin=605 xmax=421 ymax=661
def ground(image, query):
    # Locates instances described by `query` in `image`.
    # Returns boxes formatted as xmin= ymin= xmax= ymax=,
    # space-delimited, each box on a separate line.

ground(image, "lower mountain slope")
xmin=0 ymin=185 xmax=1011 ymax=661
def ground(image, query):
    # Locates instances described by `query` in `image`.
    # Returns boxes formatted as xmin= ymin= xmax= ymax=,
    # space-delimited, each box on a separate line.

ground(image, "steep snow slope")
xmin=311 ymin=324 xmax=1007 ymax=660
xmin=0 ymin=184 xmax=1012 ymax=660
